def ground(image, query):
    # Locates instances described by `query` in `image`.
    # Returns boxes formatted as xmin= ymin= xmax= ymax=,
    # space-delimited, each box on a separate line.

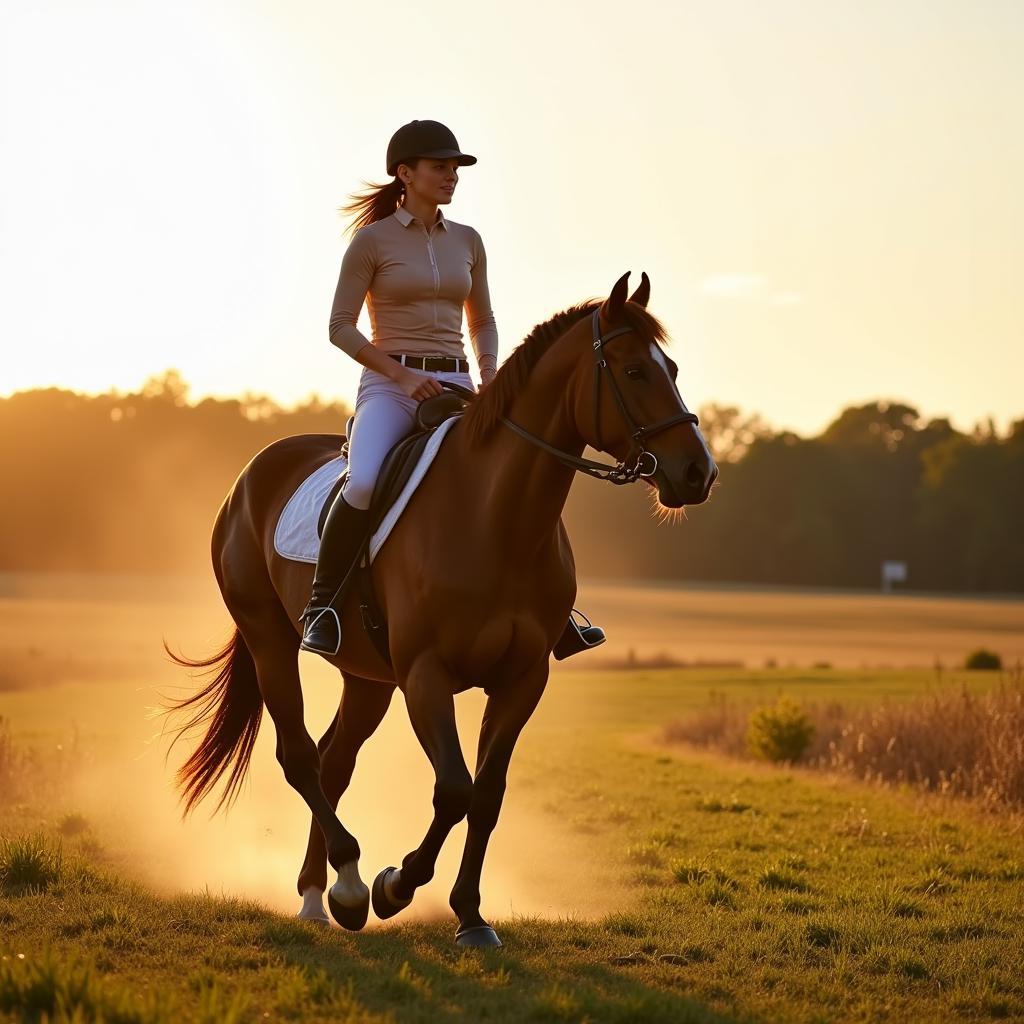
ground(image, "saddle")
xmin=319 ymin=388 xmax=471 ymax=664
xmin=316 ymin=391 xmax=469 ymax=540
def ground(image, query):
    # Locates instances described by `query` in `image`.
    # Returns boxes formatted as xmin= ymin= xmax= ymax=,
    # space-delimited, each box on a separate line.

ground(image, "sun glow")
xmin=2 ymin=1 xmax=1021 ymax=436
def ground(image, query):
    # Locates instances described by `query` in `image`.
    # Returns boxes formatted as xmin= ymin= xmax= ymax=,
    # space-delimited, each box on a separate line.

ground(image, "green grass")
xmin=3 ymin=667 xmax=1024 ymax=1022
xmin=0 ymin=834 xmax=63 ymax=895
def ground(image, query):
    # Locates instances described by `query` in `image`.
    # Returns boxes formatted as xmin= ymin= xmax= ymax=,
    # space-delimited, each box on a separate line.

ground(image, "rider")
xmin=299 ymin=119 xmax=605 ymax=659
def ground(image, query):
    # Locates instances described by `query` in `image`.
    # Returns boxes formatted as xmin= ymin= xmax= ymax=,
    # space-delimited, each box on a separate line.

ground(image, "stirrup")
xmin=300 ymin=606 xmax=342 ymax=656
xmin=552 ymin=609 xmax=606 ymax=661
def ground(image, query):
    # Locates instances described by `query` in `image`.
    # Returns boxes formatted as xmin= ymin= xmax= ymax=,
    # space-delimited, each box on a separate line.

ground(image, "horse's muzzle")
xmin=652 ymin=457 xmax=718 ymax=508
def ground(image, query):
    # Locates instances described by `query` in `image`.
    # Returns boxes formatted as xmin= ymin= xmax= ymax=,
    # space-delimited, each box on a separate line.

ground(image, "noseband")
xmin=496 ymin=309 xmax=700 ymax=485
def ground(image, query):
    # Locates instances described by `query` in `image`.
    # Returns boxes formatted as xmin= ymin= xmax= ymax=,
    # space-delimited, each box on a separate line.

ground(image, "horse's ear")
xmin=628 ymin=271 xmax=650 ymax=308
xmin=600 ymin=272 xmax=631 ymax=325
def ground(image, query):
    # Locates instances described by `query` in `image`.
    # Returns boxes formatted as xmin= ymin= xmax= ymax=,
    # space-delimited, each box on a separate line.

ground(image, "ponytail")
xmin=338 ymin=159 xmax=420 ymax=236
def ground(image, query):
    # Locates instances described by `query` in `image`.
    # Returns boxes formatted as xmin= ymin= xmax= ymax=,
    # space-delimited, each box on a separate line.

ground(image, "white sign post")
xmin=881 ymin=560 xmax=907 ymax=593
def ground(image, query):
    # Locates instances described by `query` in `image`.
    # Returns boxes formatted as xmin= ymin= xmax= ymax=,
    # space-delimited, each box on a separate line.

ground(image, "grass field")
xmin=2 ymin=574 xmax=1023 ymax=1022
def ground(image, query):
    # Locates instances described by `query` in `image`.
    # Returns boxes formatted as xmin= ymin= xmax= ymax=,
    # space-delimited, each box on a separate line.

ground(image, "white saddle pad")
xmin=273 ymin=417 xmax=459 ymax=565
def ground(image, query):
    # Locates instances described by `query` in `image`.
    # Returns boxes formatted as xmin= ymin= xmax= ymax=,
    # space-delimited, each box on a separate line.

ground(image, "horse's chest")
xmin=431 ymin=569 xmax=574 ymax=625
xmin=386 ymin=572 xmax=573 ymax=683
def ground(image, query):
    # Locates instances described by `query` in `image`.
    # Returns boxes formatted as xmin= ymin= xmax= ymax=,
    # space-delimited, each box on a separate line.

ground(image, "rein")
xmin=444 ymin=308 xmax=699 ymax=486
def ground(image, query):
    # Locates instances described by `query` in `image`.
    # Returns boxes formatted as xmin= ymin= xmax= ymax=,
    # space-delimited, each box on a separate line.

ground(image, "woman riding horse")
xmin=299 ymin=119 xmax=604 ymax=660
xmin=164 ymin=133 xmax=718 ymax=944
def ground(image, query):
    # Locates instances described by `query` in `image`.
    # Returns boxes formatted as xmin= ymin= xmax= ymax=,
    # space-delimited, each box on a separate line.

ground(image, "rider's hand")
xmin=395 ymin=367 xmax=445 ymax=401
xmin=480 ymin=367 xmax=497 ymax=389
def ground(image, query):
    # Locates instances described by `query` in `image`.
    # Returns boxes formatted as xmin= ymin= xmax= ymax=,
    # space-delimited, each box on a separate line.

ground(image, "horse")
xmin=164 ymin=270 xmax=717 ymax=947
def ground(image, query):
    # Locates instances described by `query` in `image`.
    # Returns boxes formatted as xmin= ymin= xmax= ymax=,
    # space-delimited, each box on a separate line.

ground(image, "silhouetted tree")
xmin=0 ymin=379 xmax=1017 ymax=592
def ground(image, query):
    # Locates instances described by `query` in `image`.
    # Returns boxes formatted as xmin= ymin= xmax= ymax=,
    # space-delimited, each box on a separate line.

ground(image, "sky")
xmin=1 ymin=0 xmax=1021 ymax=437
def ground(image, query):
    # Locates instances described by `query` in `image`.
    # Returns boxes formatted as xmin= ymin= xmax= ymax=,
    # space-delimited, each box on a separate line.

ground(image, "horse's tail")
xmin=161 ymin=628 xmax=263 ymax=816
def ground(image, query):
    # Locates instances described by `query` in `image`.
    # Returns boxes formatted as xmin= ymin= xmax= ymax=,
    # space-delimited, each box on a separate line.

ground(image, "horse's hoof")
xmin=327 ymin=886 xmax=369 ymax=931
xmin=372 ymin=866 xmax=413 ymax=920
xmin=327 ymin=868 xmax=370 ymax=932
xmin=455 ymin=924 xmax=503 ymax=948
xmin=297 ymin=887 xmax=330 ymax=926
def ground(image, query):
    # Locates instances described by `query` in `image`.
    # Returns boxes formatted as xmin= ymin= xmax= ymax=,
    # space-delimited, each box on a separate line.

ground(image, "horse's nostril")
xmin=685 ymin=461 xmax=705 ymax=489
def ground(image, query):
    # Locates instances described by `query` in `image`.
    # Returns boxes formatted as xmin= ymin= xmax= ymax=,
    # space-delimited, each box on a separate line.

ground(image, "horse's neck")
xmin=462 ymin=342 xmax=584 ymax=552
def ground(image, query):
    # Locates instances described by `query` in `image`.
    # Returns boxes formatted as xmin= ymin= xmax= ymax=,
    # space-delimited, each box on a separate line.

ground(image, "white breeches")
xmin=341 ymin=365 xmax=476 ymax=510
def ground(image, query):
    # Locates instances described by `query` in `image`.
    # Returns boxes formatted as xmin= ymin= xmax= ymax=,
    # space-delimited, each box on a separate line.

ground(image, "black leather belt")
xmin=389 ymin=353 xmax=469 ymax=373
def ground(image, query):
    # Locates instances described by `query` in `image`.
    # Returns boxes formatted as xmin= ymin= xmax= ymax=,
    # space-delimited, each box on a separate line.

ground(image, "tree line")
xmin=1 ymin=371 xmax=1020 ymax=592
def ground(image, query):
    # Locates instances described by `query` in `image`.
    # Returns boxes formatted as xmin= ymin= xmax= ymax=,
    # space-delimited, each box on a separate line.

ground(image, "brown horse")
xmin=165 ymin=271 xmax=717 ymax=947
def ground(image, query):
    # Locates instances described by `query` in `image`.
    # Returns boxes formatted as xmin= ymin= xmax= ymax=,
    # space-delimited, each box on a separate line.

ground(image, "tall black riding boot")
xmin=299 ymin=492 xmax=371 ymax=656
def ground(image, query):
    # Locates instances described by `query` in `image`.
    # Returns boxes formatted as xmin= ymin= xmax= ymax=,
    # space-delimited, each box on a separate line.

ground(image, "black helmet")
xmin=386 ymin=119 xmax=477 ymax=177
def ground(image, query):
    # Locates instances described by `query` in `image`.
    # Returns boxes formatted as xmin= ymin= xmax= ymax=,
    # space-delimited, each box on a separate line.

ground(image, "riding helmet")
xmin=386 ymin=120 xmax=477 ymax=176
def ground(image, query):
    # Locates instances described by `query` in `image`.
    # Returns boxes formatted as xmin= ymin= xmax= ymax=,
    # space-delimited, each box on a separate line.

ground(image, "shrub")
xmin=965 ymin=649 xmax=1002 ymax=670
xmin=746 ymin=697 xmax=815 ymax=763
xmin=664 ymin=669 xmax=1024 ymax=810
xmin=57 ymin=813 xmax=90 ymax=837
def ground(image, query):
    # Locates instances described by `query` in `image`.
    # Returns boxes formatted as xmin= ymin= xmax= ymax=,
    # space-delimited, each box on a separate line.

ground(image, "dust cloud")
xmin=79 ymin=679 xmax=627 ymax=926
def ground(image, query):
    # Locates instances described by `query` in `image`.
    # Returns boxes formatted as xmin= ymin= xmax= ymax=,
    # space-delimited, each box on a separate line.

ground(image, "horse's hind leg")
xmin=294 ymin=702 xmax=341 ymax=925
xmin=296 ymin=674 xmax=394 ymax=922
xmin=232 ymin=605 xmax=370 ymax=930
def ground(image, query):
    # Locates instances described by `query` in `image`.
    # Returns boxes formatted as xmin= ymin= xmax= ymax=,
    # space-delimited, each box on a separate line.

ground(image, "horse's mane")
xmin=462 ymin=298 xmax=670 ymax=446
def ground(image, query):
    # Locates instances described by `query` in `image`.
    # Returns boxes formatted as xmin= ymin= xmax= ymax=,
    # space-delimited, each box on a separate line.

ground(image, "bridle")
xmin=496 ymin=308 xmax=700 ymax=485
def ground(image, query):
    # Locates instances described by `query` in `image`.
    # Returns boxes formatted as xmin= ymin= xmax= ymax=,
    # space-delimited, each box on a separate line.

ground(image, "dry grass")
xmin=591 ymin=651 xmax=746 ymax=671
xmin=0 ymin=716 xmax=90 ymax=809
xmin=662 ymin=692 xmax=757 ymax=753
xmin=0 ymin=716 xmax=35 ymax=805
xmin=663 ymin=668 xmax=1024 ymax=811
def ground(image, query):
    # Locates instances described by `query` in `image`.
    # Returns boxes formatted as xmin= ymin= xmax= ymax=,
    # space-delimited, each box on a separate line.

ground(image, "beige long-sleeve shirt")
xmin=328 ymin=204 xmax=500 ymax=367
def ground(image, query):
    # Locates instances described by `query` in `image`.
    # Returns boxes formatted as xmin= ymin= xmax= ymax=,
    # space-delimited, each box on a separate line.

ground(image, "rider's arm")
xmin=328 ymin=228 xmax=380 ymax=362
xmin=465 ymin=228 xmax=499 ymax=386
xmin=348 ymin=327 xmax=444 ymax=400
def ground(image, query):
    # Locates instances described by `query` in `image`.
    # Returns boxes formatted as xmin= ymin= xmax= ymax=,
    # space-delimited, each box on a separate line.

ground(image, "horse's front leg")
xmin=448 ymin=662 xmax=549 ymax=947
xmin=371 ymin=654 xmax=473 ymax=919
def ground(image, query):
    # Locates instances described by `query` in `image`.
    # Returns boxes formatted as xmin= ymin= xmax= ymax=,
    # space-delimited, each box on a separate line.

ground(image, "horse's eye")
xmin=625 ymin=367 xmax=644 ymax=381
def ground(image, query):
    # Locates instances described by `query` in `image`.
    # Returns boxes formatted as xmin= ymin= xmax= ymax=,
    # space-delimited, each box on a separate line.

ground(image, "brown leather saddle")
xmin=317 ymin=389 xmax=471 ymax=665
xmin=316 ymin=391 xmax=468 ymax=540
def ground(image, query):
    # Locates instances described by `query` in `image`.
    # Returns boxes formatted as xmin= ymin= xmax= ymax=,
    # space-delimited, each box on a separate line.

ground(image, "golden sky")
xmin=1 ymin=0 xmax=1020 ymax=436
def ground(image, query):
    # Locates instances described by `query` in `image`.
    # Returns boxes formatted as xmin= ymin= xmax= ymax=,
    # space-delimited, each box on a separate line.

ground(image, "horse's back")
xmin=213 ymin=432 xmax=344 ymax=603
xmin=240 ymin=432 xmax=345 ymax=482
